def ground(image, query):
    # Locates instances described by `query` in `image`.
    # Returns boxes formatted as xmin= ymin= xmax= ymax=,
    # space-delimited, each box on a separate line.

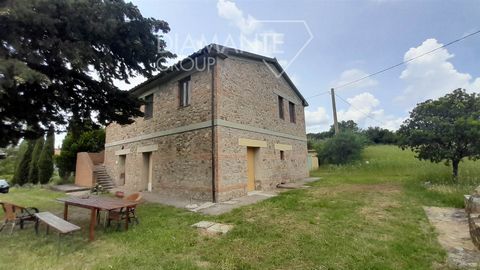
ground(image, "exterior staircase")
xmin=93 ymin=165 xmax=116 ymax=190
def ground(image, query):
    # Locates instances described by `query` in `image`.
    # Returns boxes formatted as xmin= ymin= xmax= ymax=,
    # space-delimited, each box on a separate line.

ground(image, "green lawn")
xmin=1 ymin=145 xmax=478 ymax=269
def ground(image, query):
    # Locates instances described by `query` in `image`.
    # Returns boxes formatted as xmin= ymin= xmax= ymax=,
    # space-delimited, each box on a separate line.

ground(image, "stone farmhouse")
xmin=102 ymin=44 xmax=309 ymax=202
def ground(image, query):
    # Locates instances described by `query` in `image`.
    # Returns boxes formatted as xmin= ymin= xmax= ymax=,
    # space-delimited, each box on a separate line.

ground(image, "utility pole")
xmin=331 ymin=88 xmax=339 ymax=135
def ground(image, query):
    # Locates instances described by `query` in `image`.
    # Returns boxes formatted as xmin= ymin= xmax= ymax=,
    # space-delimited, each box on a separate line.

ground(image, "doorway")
xmin=246 ymin=147 xmax=257 ymax=191
xmin=118 ymin=155 xmax=126 ymax=186
xmin=142 ymin=152 xmax=153 ymax=192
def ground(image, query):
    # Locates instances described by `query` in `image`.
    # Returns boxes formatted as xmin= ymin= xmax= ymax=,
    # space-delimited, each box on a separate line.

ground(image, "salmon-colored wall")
xmin=75 ymin=152 xmax=96 ymax=187
xmin=89 ymin=151 xmax=104 ymax=165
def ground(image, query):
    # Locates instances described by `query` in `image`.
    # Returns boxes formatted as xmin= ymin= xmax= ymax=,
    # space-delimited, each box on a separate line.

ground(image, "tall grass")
xmin=312 ymin=145 xmax=480 ymax=207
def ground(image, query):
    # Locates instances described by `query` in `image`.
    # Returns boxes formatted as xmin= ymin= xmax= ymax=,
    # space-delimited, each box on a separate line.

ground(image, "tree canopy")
xmin=398 ymin=89 xmax=480 ymax=181
xmin=56 ymin=125 xmax=105 ymax=180
xmin=0 ymin=0 xmax=174 ymax=147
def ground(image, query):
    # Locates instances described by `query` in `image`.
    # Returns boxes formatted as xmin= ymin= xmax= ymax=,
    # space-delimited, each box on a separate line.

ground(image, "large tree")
xmin=398 ymin=89 xmax=480 ymax=181
xmin=0 ymin=0 xmax=174 ymax=147
xmin=56 ymin=127 xmax=105 ymax=180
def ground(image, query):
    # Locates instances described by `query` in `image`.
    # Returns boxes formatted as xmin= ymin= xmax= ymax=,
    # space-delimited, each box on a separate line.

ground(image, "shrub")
xmin=11 ymin=140 xmax=34 ymax=185
xmin=38 ymin=126 xmax=54 ymax=184
xmin=56 ymin=129 xmax=105 ymax=180
xmin=27 ymin=137 xmax=44 ymax=183
xmin=318 ymin=132 xmax=366 ymax=165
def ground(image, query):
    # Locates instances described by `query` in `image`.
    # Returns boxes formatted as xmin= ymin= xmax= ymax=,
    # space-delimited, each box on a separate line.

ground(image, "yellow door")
xmin=247 ymin=147 xmax=256 ymax=191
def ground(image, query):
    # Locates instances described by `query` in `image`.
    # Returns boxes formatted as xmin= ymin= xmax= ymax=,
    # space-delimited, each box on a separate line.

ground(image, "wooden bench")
xmin=34 ymin=212 xmax=81 ymax=236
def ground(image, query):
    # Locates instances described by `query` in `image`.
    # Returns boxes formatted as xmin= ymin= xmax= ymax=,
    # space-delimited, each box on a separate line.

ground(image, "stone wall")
xmin=216 ymin=56 xmax=306 ymax=138
xmin=104 ymin=128 xmax=213 ymax=201
xmin=216 ymin=126 xmax=308 ymax=202
xmin=214 ymin=56 xmax=308 ymax=201
xmin=105 ymin=68 xmax=213 ymax=145
xmin=103 ymin=53 xmax=308 ymax=202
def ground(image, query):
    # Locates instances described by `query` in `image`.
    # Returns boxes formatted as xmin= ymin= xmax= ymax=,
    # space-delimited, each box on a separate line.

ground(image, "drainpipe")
xmin=210 ymin=56 xmax=217 ymax=203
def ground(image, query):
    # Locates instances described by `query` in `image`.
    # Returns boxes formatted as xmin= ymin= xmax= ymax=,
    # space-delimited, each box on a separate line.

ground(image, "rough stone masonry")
xmin=103 ymin=44 xmax=309 ymax=202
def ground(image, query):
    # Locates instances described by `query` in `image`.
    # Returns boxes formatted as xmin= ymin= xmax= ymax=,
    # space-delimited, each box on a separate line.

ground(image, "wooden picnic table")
xmin=56 ymin=195 xmax=140 ymax=241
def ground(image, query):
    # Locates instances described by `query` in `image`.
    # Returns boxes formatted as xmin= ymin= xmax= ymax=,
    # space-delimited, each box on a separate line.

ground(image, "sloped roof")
xmin=130 ymin=44 xmax=308 ymax=106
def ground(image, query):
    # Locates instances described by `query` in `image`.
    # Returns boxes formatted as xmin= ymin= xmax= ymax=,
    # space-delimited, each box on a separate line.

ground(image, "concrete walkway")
xmin=424 ymin=206 xmax=480 ymax=269
xmin=112 ymin=177 xmax=320 ymax=215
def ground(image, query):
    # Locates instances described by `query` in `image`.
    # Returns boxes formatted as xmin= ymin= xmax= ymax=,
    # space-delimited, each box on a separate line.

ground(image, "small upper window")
xmin=289 ymin=101 xmax=296 ymax=123
xmin=144 ymin=94 xmax=153 ymax=119
xmin=179 ymin=77 xmax=191 ymax=107
xmin=278 ymin=96 xmax=284 ymax=119
xmin=280 ymin=150 xmax=285 ymax=160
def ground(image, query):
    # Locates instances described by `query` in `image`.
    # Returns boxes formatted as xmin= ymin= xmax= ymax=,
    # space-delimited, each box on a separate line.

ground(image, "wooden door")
xmin=247 ymin=147 xmax=256 ymax=191
xmin=119 ymin=155 xmax=126 ymax=186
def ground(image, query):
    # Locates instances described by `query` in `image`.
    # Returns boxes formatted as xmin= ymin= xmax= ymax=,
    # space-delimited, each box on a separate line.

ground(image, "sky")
xmin=54 ymin=0 xmax=480 ymax=146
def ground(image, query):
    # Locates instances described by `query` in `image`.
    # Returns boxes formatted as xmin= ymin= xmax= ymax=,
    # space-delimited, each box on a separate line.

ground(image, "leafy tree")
xmin=364 ymin=127 xmax=398 ymax=145
xmin=317 ymin=132 xmax=366 ymax=165
xmin=11 ymin=140 xmax=34 ymax=185
xmin=0 ymin=146 xmax=20 ymax=181
xmin=27 ymin=137 xmax=44 ymax=183
xmin=56 ymin=128 xmax=105 ymax=180
xmin=0 ymin=0 xmax=174 ymax=147
xmin=330 ymin=120 xmax=360 ymax=134
xmin=308 ymin=120 xmax=361 ymax=141
xmin=398 ymin=89 xmax=480 ymax=181
xmin=38 ymin=126 xmax=54 ymax=184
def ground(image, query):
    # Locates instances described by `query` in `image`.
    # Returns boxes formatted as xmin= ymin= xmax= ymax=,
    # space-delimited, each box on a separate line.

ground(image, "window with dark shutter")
xmin=289 ymin=101 xmax=296 ymax=123
xmin=179 ymin=76 xmax=191 ymax=107
xmin=144 ymin=94 xmax=153 ymax=119
xmin=278 ymin=96 xmax=284 ymax=119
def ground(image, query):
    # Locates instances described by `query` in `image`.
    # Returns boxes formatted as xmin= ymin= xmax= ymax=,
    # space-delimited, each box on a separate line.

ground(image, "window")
xmin=179 ymin=76 xmax=191 ymax=107
xmin=280 ymin=150 xmax=285 ymax=160
xmin=289 ymin=101 xmax=296 ymax=123
xmin=278 ymin=96 xmax=284 ymax=119
xmin=144 ymin=94 xmax=153 ymax=119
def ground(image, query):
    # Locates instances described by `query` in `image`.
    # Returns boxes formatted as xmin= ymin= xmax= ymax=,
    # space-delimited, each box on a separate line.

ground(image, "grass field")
xmin=1 ymin=145 xmax=479 ymax=269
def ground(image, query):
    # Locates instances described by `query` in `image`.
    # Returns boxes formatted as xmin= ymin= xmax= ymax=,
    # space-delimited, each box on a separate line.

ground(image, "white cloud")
xmin=332 ymin=69 xmax=378 ymax=91
xmin=217 ymin=0 xmax=260 ymax=35
xmin=305 ymin=106 xmax=330 ymax=132
xmin=337 ymin=92 xmax=404 ymax=131
xmin=397 ymin=38 xmax=480 ymax=102
xmin=338 ymin=92 xmax=379 ymax=123
xmin=216 ymin=0 xmax=282 ymax=57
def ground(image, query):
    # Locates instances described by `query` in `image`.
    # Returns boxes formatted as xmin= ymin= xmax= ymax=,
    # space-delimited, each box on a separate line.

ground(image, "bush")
xmin=28 ymin=137 xmax=44 ymax=183
xmin=317 ymin=132 xmax=366 ymax=165
xmin=11 ymin=140 xmax=34 ymax=185
xmin=364 ymin=127 xmax=399 ymax=145
xmin=38 ymin=126 xmax=54 ymax=184
xmin=56 ymin=129 xmax=105 ymax=180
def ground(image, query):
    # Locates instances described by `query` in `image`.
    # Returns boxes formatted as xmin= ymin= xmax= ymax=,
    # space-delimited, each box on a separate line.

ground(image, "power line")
xmin=307 ymin=29 xmax=480 ymax=100
xmin=334 ymin=93 xmax=385 ymax=125
xmin=307 ymin=90 xmax=330 ymax=99
xmin=333 ymin=29 xmax=480 ymax=91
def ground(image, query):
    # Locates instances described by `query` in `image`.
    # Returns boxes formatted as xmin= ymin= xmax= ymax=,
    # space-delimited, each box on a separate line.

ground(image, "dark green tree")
xmin=398 ymin=89 xmax=480 ymax=181
xmin=11 ymin=140 xmax=34 ymax=185
xmin=38 ymin=126 xmax=54 ymax=184
xmin=0 ymin=0 xmax=174 ymax=147
xmin=56 ymin=128 xmax=105 ymax=180
xmin=364 ymin=127 xmax=398 ymax=145
xmin=330 ymin=120 xmax=360 ymax=134
xmin=27 ymin=137 xmax=44 ymax=183
xmin=317 ymin=132 xmax=365 ymax=165
xmin=308 ymin=120 xmax=361 ymax=141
